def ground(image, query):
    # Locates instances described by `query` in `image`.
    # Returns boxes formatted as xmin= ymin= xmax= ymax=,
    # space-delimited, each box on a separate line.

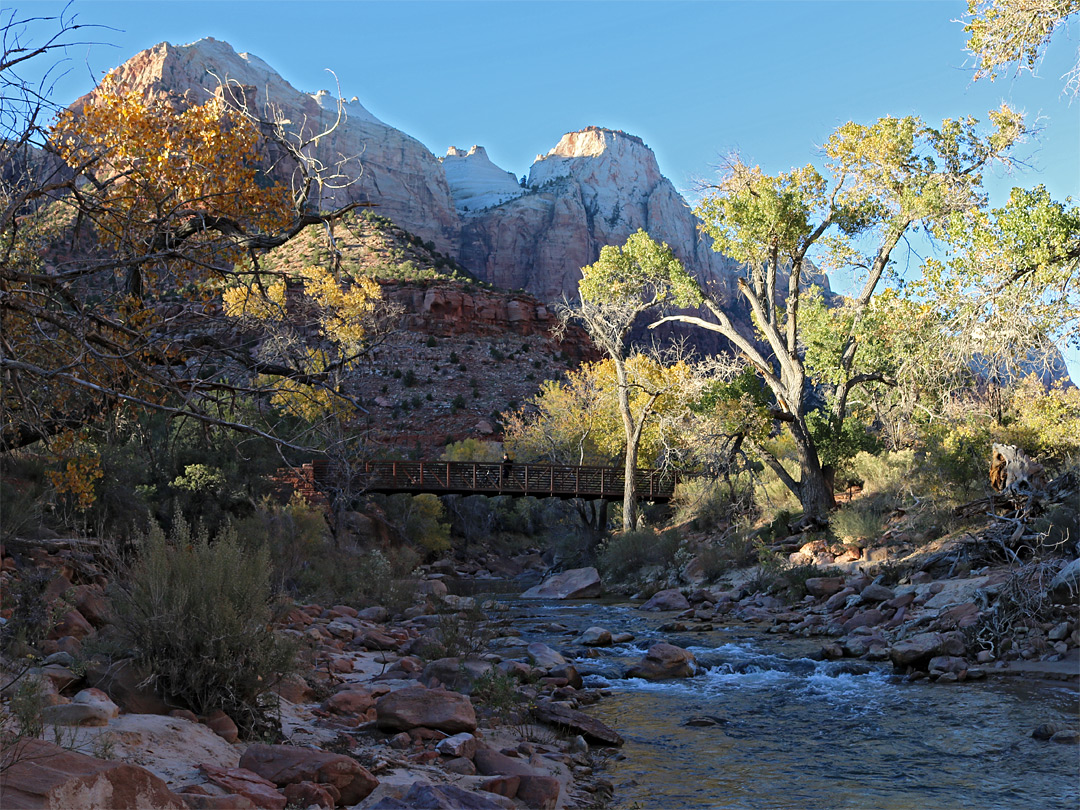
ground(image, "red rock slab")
xmin=238 ymin=744 xmax=378 ymax=806
xmin=1 ymin=738 xmax=185 ymax=809
xmin=197 ymin=763 xmax=286 ymax=810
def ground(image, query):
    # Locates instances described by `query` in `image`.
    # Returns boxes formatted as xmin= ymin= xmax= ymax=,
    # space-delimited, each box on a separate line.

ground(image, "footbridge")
xmin=310 ymin=459 xmax=680 ymax=502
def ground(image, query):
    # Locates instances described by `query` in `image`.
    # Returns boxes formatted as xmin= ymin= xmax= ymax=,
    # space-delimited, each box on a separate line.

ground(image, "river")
xmin=488 ymin=594 xmax=1079 ymax=810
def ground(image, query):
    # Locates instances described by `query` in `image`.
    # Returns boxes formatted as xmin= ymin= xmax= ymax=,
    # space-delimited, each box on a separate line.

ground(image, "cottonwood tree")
xmin=0 ymin=12 xmax=373 ymax=463
xmin=651 ymin=111 xmax=1026 ymax=526
xmin=559 ymin=233 xmax=703 ymax=529
xmin=917 ymin=185 xmax=1080 ymax=375
xmin=963 ymin=0 xmax=1080 ymax=93
xmin=505 ymin=354 xmax=714 ymax=533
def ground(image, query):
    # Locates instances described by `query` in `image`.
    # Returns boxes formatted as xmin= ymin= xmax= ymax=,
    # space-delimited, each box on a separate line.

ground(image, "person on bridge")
xmin=501 ymin=452 xmax=513 ymax=487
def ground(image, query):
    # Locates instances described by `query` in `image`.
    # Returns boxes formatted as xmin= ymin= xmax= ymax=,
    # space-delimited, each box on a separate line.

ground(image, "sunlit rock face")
xmin=457 ymin=127 xmax=745 ymax=306
xmin=441 ymin=145 xmax=526 ymax=214
xmin=80 ymin=37 xmax=461 ymax=254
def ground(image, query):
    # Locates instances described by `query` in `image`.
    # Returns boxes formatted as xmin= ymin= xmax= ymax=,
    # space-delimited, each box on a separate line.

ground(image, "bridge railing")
xmin=310 ymin=459 xmax=680 ymax=502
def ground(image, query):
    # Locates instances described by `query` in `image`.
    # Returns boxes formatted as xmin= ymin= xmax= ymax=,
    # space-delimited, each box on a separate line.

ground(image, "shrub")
xmin=672 ymin=478 xmax=747 ymax=531
xmin=451 ymin=394 xmax=466 ymax=412
xmin=292 ymin=547 xmax=416 ymax=614
xmin=694 ymin=532 xmax=759 ymax=579
xmin=598 ymin=528 xmax=682 ymax=583
xmin=471 ymin=668 xmax=519 ymax=725
xmin=830 ymin=500 xmax=888 ymax=544
xmin=112 ymin=519 xmax=297 ymax=735
xmin=425 ymin=336 xmax=437 ymax=348
xmin=850 ymin=450 xmax=918 ymax=497
xmin=382 ymin=493 xmax=451 ymax=553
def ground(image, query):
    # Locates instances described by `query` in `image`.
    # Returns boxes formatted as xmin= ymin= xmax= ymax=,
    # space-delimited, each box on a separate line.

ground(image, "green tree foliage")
xmin=915 ymin=186 xmax=1080 ymax=371
xmin=568 ymin=230 xmax=702 ymax=529
xmin=963 ymin=0 xmax=1080 ymax=92
xmin=652 ymin=110 xmax=1026 ymax=524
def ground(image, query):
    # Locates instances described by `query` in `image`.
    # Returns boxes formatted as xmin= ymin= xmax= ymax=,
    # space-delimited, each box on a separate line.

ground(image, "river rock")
xmin=579 ymin=627 xmax=613 ymax=646
xmin=530 ymin=700 xmax=624 ymax=746
xmin=369 ymin=780 xmax=505 ymax=809
xmin=375 ymin=685 xmax=477 ymax=734
xmin=282 ymin=781 xmax=337 ymax=808
xmin=421 ymin=657 xmax=495 ymax=694
xmin=889 ymin=631 xmax=966 ymax=668
xmin=198 ymin=764 xmax=286 ymax=810
xmin=436 ymin=732 xmax=477 ymax=759
xmin=325 ymin=687 xmax=375 ymax=715
xmin=639 ymin=589 xmax=691 ymax=611
xmin=0 ymin=739 xmax=185 ymax=809
xmin=40 ymin=702 xmax=113 ymax=727
xmin=237 ymin=745 xmax=377 ymax=806
xmin=526 ymin=642 xmax=568 ymax=670
xmin=626 ymin=642 xmax=698 ymax=680
xmin=806 ymin=577 xmax=845 ymax=598
xmin=521 ymin=567 xmax=602 ymax=599
xmin=928 ymin=655 xmax=968 ymax=675
xmin=859 ymin=583 xmax=895 ymax=603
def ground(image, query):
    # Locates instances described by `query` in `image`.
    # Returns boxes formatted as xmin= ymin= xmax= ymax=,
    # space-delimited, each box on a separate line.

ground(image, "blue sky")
xmin=18 ymin=0 xmax=1080 ymax=369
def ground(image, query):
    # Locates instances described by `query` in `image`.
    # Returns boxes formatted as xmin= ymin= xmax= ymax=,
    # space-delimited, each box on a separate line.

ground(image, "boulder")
xmin=282 ymin=781 xmax=337 ymax=808
xmin=237 ymin=744 xmax=378 ymax=806
xmin=369 ymin=780 xmax=505 ymax=809
xmin=436 ymin=732 xmax=477 ymax=759
xmin=529 ymin=700 xmax=624 ymax=746
xmin=1 ymin=738 xmax=185 ymax=809
xmin=525 ymin=643 xmax=567 ymax=670
xmin=197 ymin=764 xmax=286 ymax=810
xmin=888 ymin=631 xmax=966 ymax=669
xmin=375 ymin=686 xmax=477 ymax=734
xmin=85 ymin=658 xmax=173 ymax=715
xmin=626 ymin=642 xmax=698 ymax=680
xmin=859 ymin=583 xmax=895 ymax=603
xmin=40 ymin=703 xmax=113 ymax=727
xmin=324 ymin=688 xmax=375 ymax=715
xmin=579 ymin=627 xmax=613 ymax=646
xmin=520 ymin=567 xmax=602 ymax=599
xmin=639 ymin=589 xmax=690 ymax=612
xmin=421 ymin=657 xmax=495 ymax=694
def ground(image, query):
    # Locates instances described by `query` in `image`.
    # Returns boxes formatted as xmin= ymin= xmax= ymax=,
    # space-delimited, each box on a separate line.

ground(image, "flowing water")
xmin=488 ymin=594 xmax=1079 ymax=810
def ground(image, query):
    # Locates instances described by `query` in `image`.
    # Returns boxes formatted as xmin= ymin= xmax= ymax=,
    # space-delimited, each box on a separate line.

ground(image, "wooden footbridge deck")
xmin=311 ymin=459 xmax=680 ymax=502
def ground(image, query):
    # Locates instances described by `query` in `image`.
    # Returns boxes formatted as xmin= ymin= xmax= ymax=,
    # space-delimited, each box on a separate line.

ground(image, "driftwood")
xmin=990 ymin=444 xmax=1045 ymax=494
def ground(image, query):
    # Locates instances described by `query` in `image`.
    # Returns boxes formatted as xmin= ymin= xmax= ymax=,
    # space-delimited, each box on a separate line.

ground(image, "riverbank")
xmin=0 ymin=539 xmax=621 ymax=810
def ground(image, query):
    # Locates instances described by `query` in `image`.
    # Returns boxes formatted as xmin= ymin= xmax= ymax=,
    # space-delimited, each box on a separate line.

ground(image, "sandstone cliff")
xmin=77 ymin=38 xmax=461 ymax=254
xmin=455 ymin=127 xmax=746 ymax=305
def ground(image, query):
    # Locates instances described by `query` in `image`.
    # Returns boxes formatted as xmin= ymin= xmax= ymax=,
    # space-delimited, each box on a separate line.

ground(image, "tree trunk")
xmin=614 ymin=359 xmax=639 ymax=531
xmin=791 ymin=419 xmax=834 ymax=525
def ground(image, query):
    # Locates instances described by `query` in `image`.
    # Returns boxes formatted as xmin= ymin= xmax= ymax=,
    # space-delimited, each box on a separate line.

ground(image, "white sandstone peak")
xmin=441 ymin=144 xmax=524 ymax=214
